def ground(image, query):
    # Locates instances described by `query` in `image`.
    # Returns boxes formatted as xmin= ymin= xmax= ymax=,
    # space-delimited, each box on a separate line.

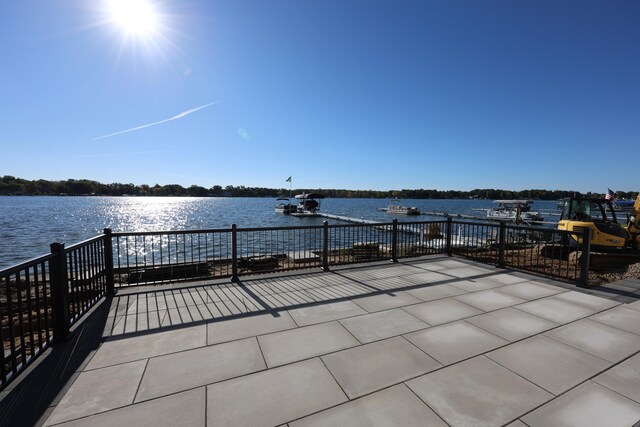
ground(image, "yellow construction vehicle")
xmin=557 ymin=194 xmax=640 ymax=251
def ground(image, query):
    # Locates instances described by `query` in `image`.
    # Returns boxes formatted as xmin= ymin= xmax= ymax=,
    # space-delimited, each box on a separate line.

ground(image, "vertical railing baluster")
xmin=231 ymin=224 xmax=238 ymax=281
xmin=32 ymin=264 xmax=43 ymax=351
xmin=103 ymin=229 xmax=115 ymax=295
xmin=498 ymin=221 xmax=506 ymax=268
xmin=24 ymin=271 xmax=35 ymax=360
xmin=5 ymin=275 xmax=18 ymax=374
xmin=391 ymin=219 xmax=398 ymax=262
xmin=580 ymin=228 xmax=591 ymax=285
xmin=0 ymin=276 xmax=7 ymax=382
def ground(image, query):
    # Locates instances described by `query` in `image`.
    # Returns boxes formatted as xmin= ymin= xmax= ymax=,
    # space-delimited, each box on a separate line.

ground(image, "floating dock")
xmin=317 ymin=213 xmax=380 ymax=224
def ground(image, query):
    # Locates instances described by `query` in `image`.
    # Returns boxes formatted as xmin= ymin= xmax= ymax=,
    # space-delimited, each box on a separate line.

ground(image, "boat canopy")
xmin=493 ymin=200 xmax=532 ymax=206
xmin=295 ymin=193 xmax=325 ymax=199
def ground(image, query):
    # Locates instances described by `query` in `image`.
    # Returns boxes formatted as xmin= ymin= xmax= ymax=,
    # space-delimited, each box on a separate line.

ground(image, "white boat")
xmin=274 ymin=197 xmax=296 ymax=214
xmin=484 ymin=200 xmax=542 ymax=222
xmin=380 ymin=199 xmax=420 ymax=215
xmin=291 ymin=193 xmax=324 ymax=216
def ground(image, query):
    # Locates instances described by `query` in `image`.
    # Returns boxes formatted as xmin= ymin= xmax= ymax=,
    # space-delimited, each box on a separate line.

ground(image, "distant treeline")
xmin=0 ymin=176 xmax=637 ymax=200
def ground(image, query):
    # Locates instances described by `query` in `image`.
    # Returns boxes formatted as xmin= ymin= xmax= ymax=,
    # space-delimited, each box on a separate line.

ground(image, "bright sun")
xmin=107 ymin=0 xmax=159 ymax=37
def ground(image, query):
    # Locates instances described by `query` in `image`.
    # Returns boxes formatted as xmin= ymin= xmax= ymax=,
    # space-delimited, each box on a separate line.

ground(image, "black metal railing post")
xmin=579 ymin=228 xmax=591 ymax=285
xmin=103 ymin=228 xmax=115 ymax=295
xmin=446 ymin=217 xmax=453 ymax=256
xmin=50 ymin=242 xmax=70 ymax=342
xmin=231 ymin=224 xmax=239 ymax=281
xmin=391 ymin=219 xmax=398 ymax=262
xmin=322 ymin=221 xmax=329 ymax=271
xmin=498 ymin=221 xmax=506 ymax=268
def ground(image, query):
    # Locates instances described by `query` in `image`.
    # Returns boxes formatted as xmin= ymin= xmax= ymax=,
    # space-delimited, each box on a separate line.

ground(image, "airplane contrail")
xmin=91 ymin=101 xmax=218 ymax=141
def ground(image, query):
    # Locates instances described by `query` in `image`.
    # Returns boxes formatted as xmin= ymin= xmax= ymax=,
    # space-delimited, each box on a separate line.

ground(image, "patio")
xmin=2 ymin=256 xmax=640 ymax=426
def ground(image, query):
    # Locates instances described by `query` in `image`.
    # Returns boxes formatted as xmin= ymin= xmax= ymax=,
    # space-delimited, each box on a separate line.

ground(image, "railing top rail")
xmin=112 ymin=224 xmax=336 ymax=236
xmin=0 ymin=253 xmax=55 ymax=276
xmin=64 ymin=235 xmax=105 ymax=252
xmin=398 ymin=219 xmax=448 ymax=226
xmin=503 ymin=222 xmax=579 ymax=234
xmin=112 ymin=228 xmax=233 ymax=237
xmin=236 ymin=224 xmax=324 ymax=232
xmin=326 ymin=222 xmax=394 ymax=229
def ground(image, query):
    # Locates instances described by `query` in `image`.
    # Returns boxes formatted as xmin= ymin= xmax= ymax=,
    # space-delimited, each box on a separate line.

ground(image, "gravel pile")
xmin=590 ymin=262 xmax=640 ymax=285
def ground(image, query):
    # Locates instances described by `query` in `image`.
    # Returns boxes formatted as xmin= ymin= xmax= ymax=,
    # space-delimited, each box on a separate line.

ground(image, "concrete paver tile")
xmin=487 ymin=335 xmax=610 ymax=395
xmin=400 ymin=271 xmax=451 ymax=286
xmin=364 ymin=276 xmax=414 ymax=291
xmin=407 ymin=356 xmax=552 ymax=427
xmin=207 ymin=312 xmax=297 ymax=345
xmin=593 ymin=353 xmax=640 ymax=404
xmin=161 ymin=305 xmax=210 ymax=326
xmin=109 ymin=310 xmax=166 ymax=335
xmin=405 ymin=283 xmax=468 ymax=302
xmin=626 ymin=299 xmax=640 ymax=312
xmin=351 ymin=291 xmax=422 ymax=312
xmin=402 ymin=298 xmax=483 ymax=326
xmin=258 ymin=322 xmax=359 ymax=368
xmin=44 ymin=360 xmax=147 ymax=426
xmin=553 ymin=290 xmax=620 ymax=311
xmin=288 ymin=300 xmax=367 ymax=326
xmin=545 ymin=319 xmax=640 ymax=363
xmin=487 ymin=273 xmax=530 ymax=285
xmin=405 ymin=321 xmax=508 ymax=365
xmin=321 ymin=336 xmax=441 ymax=399
xmin=290 ymin=384 xmax=448 ymax=427
xmin=339 ymin=308 xmax=428 ymax=343
xmin=427 ymin=259 xmax=469 ymax=269
xmin=448 ymin=278 xmax=508 ymax=292
xmin=498 ymin=281 xmax=565 ymax=300
xmin=409 ymin=260 xmax=451 ymax=271
xmin=86 ymin=324 xmax=207 ymax=370
xmin=514 ymin=296 xmax=595 ymax=324
xmin=206 ymin=358 xmax=347 ymax=427
xmin=55 ymin=387 xmax=206 ymax=427
xmin=522 ymin=381 xmax=640 ymax=427
xmin=453 ymin=289 xmax=526 ymax=312
xmin=445 ymin=266 xmax=494 ymax=278
xmin=466 ymin=307 xmax=557 ymax=342
xmin=136 ymin=337 xmax=265 ymax=401
xmin=590 ymin=306 xmax=640 ymax=336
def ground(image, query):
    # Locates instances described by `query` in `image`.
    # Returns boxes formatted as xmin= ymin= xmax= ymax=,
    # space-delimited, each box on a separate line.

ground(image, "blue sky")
xmin=1 ymin=0 xmax=638 ymax=192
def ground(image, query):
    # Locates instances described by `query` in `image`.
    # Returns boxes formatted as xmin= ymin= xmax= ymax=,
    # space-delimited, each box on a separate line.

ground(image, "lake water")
xmin=0 ymin=196 xmax=559 ymax=269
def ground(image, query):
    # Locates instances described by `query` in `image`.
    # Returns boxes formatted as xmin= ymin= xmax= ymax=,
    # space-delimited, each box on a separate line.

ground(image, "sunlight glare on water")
xmin=103 ymin=197 xmax=208 ymax=232
xmin=0 ymin=196 xmax=559 ymax=269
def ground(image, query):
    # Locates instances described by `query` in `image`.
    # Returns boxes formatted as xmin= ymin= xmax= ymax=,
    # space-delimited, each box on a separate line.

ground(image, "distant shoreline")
xmin=0 ymin=176 xmax=636 ymax=200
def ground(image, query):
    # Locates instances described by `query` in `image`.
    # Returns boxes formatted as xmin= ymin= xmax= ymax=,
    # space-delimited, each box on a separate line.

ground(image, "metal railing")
xmin=1 ymin=218 xmax=588 ymax=391
xmin=1 ymin=235 xmax=112 ymax=390
xmin=1 ymin=254 xmax=55 ymax=390
xmin=111 ymin=219 xmax=588 ymax=286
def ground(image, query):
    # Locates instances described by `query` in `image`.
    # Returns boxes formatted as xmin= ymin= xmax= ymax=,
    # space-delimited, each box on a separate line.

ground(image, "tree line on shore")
xmin=0 ymin=175 xmax=637 ymax=200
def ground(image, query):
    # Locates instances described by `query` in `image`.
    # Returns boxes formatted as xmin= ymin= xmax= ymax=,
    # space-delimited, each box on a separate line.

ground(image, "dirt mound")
xmin=589 ymin=262 xmax=640 ymax=285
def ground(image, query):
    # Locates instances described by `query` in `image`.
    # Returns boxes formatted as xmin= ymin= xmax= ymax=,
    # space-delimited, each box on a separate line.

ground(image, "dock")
xmin=317 ymin=212 xmax=380 ymax=224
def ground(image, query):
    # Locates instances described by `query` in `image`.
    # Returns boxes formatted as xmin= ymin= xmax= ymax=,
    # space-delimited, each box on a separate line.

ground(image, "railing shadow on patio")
xmin=103 ymin=255 xmax=523 ymax=340
xmin=0 ymin=255 xmax=477 ymax=426
xmin=1 ymin=217 xmax=591 ymax=421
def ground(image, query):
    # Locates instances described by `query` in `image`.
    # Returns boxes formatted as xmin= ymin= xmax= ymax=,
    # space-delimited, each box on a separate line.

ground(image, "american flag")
xmin=605 ymin=188 xmax=616 ymax=201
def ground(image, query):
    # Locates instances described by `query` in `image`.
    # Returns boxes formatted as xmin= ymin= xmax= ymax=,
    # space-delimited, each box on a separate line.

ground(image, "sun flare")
xmin=106 ymin=0 xmax=159 ymax=38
